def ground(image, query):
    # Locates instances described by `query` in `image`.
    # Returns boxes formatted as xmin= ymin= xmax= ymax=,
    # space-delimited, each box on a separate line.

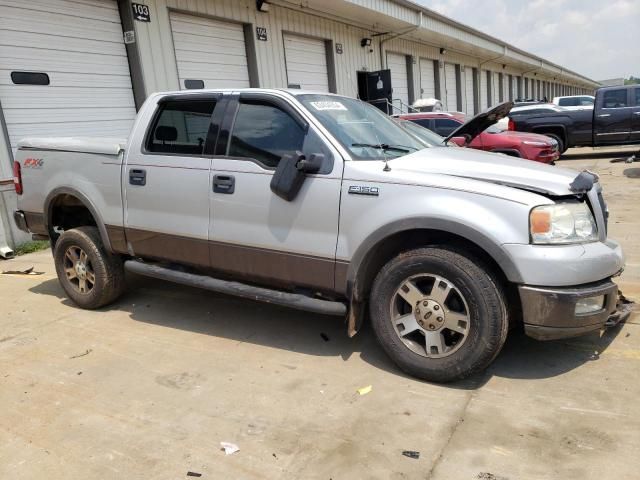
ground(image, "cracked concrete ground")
xmin=1 ymin=147 xmax=639 ymax=479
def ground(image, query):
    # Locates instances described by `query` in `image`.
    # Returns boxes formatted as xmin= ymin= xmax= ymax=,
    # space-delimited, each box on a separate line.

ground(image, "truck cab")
xmin=594 ymin=85 xmax=640 ymax=145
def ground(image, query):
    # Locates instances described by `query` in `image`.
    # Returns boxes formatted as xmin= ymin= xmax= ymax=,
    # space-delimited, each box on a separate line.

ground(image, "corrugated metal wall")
xmin=131 ymin=0 xmax=593 ymax=105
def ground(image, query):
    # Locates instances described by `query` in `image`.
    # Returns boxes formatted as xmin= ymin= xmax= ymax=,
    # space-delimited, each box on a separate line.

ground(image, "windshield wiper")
xmin=351 ymin=143 xmax=417 ymax=153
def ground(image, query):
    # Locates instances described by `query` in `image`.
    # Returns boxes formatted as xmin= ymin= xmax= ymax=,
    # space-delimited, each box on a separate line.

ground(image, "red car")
xmin=396 ymin=111 xmax=560 ymax=164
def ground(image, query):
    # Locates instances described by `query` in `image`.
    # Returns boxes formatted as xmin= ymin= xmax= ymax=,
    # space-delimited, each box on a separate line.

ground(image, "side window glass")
xmin=435 ymin=119 xmax=460 ymax=135
xmin=147 ymin=100 xmax=216 ymax=155
xmin=602 ymin=90 xmax=628 ymax=109
xmin=635 ymin=89 xmax=640 ymax=106
xmin=228 ymin=101 xmax=305 ymax=168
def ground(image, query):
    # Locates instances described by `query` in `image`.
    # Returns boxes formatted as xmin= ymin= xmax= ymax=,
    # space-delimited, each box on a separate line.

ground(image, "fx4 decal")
xmin=23 ymin=158 xmax=44 ymax=169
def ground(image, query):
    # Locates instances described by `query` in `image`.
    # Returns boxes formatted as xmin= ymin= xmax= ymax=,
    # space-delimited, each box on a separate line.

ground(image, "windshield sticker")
xmin=309 ymin=101 xmax=347 ymax=111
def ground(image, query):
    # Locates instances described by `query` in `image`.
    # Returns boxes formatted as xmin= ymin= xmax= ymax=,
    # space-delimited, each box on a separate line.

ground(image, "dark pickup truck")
xmin=510 ymin=85 xmax=640 ymax=153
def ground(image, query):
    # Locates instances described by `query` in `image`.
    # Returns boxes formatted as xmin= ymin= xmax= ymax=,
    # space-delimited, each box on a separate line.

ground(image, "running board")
xmin=124 ymin=260 xmax=347 ymax=317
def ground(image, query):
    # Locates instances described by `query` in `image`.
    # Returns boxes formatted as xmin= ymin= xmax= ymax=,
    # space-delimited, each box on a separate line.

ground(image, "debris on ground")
xmin=320 ymin=333 xmax=330 ymax=342
xmin=220 ymin=442 xmax=240 ymax=455
xmin=186 ymin=472 xmax=202 ymax=478
xmin=357 ymin=385 xmax=372 ymax=396
xmin=402 ymin=450 xmax=420 ymax=459
xmin=477 ymin=473 xmax=508 ymax=480
xmin=1 ymin=266 xmax=44 ymax=275
xmin=69 ymin=349 xmax=92 ymax=359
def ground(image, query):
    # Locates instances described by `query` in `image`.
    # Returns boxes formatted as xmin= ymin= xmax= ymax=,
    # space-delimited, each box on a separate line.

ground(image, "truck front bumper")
xmin=520 ymin=278 xmax=632 ymax=340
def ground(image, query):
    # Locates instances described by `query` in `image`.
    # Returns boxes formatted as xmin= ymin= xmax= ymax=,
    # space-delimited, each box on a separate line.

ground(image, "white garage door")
xmin=465 ymin=68 xmax=475 ymax=115
xmin=480 ymin=70 xmax=488 ymax=110
xmin=444 ymin=63 xmax=458 ymax=111
xmin=170 ymin=12 xmax=250 ymax=90
xmin=419 ymin=58 xmax=436 ymax=99
xmin=283 ymin=33 xmax=329 ymax=91
xmin=0 ymin=0 xmax=136 ymax=150
xmin=387 ymin=52 xmax=409 ymax=111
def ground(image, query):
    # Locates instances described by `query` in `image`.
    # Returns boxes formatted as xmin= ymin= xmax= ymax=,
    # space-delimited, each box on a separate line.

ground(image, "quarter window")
xmin=602 ymin=90 xmax=628 ymax=109
xmin=147 ymin=99 xmax=216 ymax=155
xmin=228 ymin=101 xmax=305 ymax=168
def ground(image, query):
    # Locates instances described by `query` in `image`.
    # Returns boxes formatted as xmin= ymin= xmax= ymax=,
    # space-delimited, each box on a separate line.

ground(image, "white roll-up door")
xmin=283 ymin=33 xmax=329 ymax=91
xmin=465 ymin=68 xmax=475 ymax=115
xmin=419 ymin=58 xmax=436 ymax=99
xmin=0 ymin=0 xmax=136 ymax=150
xmin=170 ymin=12 xmax=250 ymax=90
xmin=444 ymin=63 xmax=457 ymax=111
xmin=387 ymin=52 xmax=409 ymax=111
xmin=480 ymin=70 xmax=488 ymax=110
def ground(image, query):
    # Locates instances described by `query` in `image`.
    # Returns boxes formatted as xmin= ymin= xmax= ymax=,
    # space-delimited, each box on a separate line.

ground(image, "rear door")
xmin=123 ymin=94 xmax=220 ymax=265
xmin=631 ymin=88 xmax=640 ymax=143
xmin=594 ymin=88 xmax=632 ymax=145
xmin=208 ymin=93 xmax=342 ymax=292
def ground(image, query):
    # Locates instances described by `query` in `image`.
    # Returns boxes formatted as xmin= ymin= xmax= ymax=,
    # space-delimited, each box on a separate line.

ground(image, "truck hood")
xmin=389 ymin=146 xmax=579 ymax=196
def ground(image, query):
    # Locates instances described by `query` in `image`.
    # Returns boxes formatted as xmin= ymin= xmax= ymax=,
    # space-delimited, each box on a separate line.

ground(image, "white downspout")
xmin=0 ymin=180 xmax=15 ymax=259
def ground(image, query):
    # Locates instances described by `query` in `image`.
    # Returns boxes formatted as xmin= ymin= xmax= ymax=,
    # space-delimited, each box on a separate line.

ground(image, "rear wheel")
xmin=369 ymin=247 xmax=509 ymax=382
xmin=53 ymin=226 xmax=125 ymax=309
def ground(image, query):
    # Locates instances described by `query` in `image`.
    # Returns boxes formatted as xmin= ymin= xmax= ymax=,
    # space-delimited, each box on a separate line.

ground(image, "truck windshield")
xmin=297 ymin=94 xmax=425 ymax=160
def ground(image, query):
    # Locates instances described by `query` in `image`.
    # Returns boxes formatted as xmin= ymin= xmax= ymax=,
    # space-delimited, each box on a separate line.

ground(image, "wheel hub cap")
xmin=390 ymin=274 xmax=471 ymax=358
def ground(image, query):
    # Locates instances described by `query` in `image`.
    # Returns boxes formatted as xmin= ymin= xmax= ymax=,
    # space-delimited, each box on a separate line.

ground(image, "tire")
xmin=53 ymin=226 xmax=125 ymax=309
xmin=369 ymin=247 xmax=508 ymax=383
xmin=545 ymin=133 xmax=566 ymax=155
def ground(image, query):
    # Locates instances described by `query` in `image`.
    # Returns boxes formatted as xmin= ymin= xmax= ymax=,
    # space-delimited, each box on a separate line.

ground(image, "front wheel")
xmin=369 ymin=247 xmax=509 ymax=383
xmin=545 ymin=133 xmax=566 ymax=154
xmin=53 ymin=226 xmax=125 ymax=309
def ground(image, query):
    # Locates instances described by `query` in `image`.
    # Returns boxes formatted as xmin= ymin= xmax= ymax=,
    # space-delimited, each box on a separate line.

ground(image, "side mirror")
xmin=270 ymin=151 xmax=324 ymax=201
xmin=297 ymin=153 xmax=324 ymax=173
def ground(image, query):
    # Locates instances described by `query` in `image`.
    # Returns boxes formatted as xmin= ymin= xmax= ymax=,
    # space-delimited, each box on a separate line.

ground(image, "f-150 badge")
xmin=348 ymin=185 xmax=379 ymax=196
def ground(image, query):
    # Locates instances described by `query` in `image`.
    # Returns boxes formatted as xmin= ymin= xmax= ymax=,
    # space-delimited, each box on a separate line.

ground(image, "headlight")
xmin=522 ymin=140 xmax=549 ymax=147
xmin=530 ymin=202 xmax=597 ymax=244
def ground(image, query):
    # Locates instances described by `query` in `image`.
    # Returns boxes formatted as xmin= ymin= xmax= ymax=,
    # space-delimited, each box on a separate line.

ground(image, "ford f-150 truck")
xmin=510 ymin=85 xmax=640 ymax=153
xmin=12 ymin=89 xmax=629 ymax=382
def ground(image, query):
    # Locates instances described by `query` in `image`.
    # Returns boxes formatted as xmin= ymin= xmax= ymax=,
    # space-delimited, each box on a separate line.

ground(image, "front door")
xmin=631 ymin=87 xmax=640 ymax=143
xmin=124 ymin=94 xmax=220 ymax=266
xmin=594 ymin=88 xmax=632 ymax=145
xmin=209 ymin=93 xmax=342 ymax=292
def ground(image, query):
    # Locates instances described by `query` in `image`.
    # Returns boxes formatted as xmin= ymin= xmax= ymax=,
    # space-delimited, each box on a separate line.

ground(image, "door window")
xmin=146 ymin=99 xmax=216 ymax=155
xmin=635 ymin=89 xmax=640 ymax=106
xmin=602 ymin=90 xmax=628 ymax=109
xmin=228 ymin=100 xmax=331 ymax=170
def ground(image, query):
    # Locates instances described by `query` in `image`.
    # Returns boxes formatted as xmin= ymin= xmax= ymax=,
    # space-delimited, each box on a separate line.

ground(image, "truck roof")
xmin=152 ymin=88 xmax=342 ymax=99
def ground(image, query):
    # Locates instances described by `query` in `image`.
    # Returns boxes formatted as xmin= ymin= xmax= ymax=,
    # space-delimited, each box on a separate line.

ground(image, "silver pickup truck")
xmin=12 ymin=89 xmax=628 ymax=382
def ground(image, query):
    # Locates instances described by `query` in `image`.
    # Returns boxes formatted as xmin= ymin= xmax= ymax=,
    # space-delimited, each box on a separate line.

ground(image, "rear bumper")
xmin=520 ymin=278 xmax=630 ymax=340
xmin=13 ymin=210 xmax=29 ymax=233
xmin=13 ymin=210 xmax=47 ymax=238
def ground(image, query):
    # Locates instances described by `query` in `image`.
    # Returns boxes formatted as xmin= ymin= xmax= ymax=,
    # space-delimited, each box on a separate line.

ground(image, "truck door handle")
xmin=633 ymin=112 xmax=640 ymax=116
xmin=597 ymin=114 xmax=611 ymax=118
xmin=213 ymin=175 xmax=235 ymax=194
xmin=129 ymin=168 xmax=146 ymax=186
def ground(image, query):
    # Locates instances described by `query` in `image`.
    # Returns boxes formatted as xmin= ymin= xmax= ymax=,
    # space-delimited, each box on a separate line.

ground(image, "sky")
xmin=415 ymin=0 xmax=640 ymax=81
